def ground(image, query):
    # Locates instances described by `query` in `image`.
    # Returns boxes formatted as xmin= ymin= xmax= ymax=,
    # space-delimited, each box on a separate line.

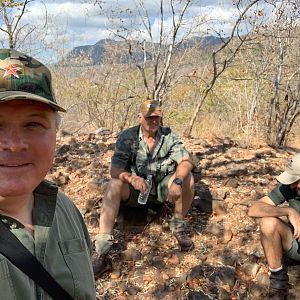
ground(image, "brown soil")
xmin=48 ymin=131 xmax=300 ymax=300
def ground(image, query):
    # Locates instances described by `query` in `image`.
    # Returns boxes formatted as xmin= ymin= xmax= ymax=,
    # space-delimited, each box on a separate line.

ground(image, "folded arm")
xmin=110 ymin=167 xmax=148 ymax=193
xmin=248 ymin=196 xmax=300 ymax=239
xmin=248 ymin=196 xmax=292 ymax=218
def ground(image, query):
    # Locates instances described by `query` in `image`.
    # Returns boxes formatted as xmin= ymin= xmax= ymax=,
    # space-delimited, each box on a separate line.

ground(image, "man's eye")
xmin=26 ymin=122 xmax=43 ymax=127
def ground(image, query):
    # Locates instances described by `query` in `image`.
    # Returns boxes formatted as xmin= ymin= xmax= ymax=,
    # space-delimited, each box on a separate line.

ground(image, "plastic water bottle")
xmin=138 ymin=175 xmax=153 ymax=205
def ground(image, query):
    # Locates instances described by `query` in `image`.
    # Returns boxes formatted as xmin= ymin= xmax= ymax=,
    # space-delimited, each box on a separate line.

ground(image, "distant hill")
xmin=65 ymin=36 xmax=223 ymax=66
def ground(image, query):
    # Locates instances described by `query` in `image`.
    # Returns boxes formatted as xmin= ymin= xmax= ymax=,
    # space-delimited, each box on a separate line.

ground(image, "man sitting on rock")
xmin=248 ymin=153 xmax=300 ymax=300
xmin=93 ymin=99 xmax=195 ymax=277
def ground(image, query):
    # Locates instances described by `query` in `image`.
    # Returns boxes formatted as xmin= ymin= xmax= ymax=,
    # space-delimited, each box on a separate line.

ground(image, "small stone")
xmin=143 ymin=274 xmax=152 ymax=282
xmin=95 ymin=127 xmax=112 ymax=136
xmin=162 ymin=272 xmax=170 ymax=281
xmin=56 ymin=144 xmax=71 ymax=155
xmin=227 ymin=202 xmax=234 ymax=209
xmin=256 ymin=271 xmax=269 ymax=286
xmin=222 ymin=229 xmax=233 ymax=244
xmin=241 ymin=262 xmax=259 ymax=277
xmin=110 ymin=269 xmax=121 ymax=280
xmin=151 ymin=255 xmax=165 ymax=269
xmin=186 ymin=265 xmax=204 ymax=281
xmin=120 ymin=248 xmax=142 ymax=261
xmin=249 ymin=282 xmax=267 ymax=299
xmin=224 ymin=178 xmax=239 ymax=188
xmin=217 ymin=287 xmax=231 ymax=300
xmin=167 ymin=254 xmax=180 ymax=266
xmin=210 ymin=267 xmax=236 ymax=288
xmin=212 ymin=200 xmax=227 ymax=216
xmin=126 ymin=285 xmax=141 ymax=296
xmin=206 ymin=224 xmax=223 ymax=236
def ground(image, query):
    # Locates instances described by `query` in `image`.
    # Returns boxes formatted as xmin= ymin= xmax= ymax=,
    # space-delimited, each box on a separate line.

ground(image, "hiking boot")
xmin=269 ymin=266 xmax=289 ymax=300
xmin=168 ymin=216 xmax=194 ymax=251
xmin=173 ymin=231 xmax=194 ymax=251
xmin=92 ymin=253 xmax=112 ymax=280
xmin=94 ymin=233 xmax=114 ymax=255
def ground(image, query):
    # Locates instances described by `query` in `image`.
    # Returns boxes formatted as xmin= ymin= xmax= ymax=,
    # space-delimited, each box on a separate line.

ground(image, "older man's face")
xmin=138 ymin=114 xmax=161 ymax=135
xmin=0 ymin=100 xmax=56 ymax=198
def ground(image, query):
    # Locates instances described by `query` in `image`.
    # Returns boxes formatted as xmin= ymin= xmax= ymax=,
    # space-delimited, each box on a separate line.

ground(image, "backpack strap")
xmin=0 ymin=220 xmax=73 ymax=300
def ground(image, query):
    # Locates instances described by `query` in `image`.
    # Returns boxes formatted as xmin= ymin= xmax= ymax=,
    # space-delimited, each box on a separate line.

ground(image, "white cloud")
xmin=9 ymin=0 xmax=256 ymax=53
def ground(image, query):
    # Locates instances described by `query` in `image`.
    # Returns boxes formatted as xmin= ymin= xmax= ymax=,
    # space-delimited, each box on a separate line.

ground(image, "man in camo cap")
xmin=248 ymin=153 xmax=300 ymax=300
xmin=93 ymin=99 xmax=195 ymax=278
xmin=0 ymin=49 xmax=95 ymax=299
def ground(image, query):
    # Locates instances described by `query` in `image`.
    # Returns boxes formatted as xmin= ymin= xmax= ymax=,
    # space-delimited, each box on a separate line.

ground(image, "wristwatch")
xmin=173 ymin=177 xmax=183 ymax=187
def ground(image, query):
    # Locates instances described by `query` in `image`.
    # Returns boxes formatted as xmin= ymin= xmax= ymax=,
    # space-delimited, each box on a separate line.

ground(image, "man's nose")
xmin=0 ymin=129 xmax=29 ymax=152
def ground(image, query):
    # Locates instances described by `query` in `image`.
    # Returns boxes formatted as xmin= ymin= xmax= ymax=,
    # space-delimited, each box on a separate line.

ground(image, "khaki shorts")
xmin=285 ymin=224 xmax=300 ymax=262
xmin=122 ymin=174 xmax=172 ymax=208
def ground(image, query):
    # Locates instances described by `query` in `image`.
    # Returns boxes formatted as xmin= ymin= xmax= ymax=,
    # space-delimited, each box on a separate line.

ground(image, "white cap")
xmin=277 ymin=153 xmax=300 ymax=185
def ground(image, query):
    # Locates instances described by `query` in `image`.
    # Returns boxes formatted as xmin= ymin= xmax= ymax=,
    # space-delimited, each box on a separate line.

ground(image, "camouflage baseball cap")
xmin=0 ymin=48 xmax=65 ymax=112
xmin=140 ymin=99 xmax=162 ymax=117
xmin=277 ymin=153 xmax=300 ymax=185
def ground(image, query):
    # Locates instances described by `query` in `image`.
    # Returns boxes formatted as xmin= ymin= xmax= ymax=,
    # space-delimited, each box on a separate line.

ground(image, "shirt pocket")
xmin=0 ymin=259 xmax=17 ymax=299
xmin=58 ymin=238 xmax=95 ymax=300
xmin=156 ymin=157 xmax=176 ymax=180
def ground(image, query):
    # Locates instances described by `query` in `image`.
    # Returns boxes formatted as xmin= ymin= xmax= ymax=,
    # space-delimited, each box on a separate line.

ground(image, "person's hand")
xmin=287 ymin=208 xmax=300 ymax=241
xmin=129 ymin=175 xmax=148 ymax=193
xmin=167 ymin=182 xmax=182 ymax=203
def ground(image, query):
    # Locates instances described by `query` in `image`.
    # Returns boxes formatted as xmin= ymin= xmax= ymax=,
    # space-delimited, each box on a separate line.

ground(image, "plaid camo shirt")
xmin=111 ymin=125 xmax=191 ymax=182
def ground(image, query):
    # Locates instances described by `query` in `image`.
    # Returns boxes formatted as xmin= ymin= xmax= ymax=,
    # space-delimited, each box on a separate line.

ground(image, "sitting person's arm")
xmin=168 ymin=159 xmax=193 ymax=203
xmin=248 ymin=196 xmax=293 ymax=218
xmin=110 ymin=167 xmax=149 ymax=194
xmin=174 ymin=160 xmax=193 ymax=180
xmin=248 ymin=195 xmax=300 ymax=240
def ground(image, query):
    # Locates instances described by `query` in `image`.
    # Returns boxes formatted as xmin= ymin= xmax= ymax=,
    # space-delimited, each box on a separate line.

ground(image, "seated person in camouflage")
xmin=248 ymin=153 xmax=300 ymax=300
xmin=93 ymin=100 xmax=195 ymax=273
xmin=0 ymin=49 xmax=95 ymax=299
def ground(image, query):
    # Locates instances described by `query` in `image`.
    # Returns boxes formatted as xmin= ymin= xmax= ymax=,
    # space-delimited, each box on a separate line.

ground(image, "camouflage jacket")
xmin=111 ymin=125 xmax=191 ymax=182
xmin=0 ymin=180 xmax=95 ymax=300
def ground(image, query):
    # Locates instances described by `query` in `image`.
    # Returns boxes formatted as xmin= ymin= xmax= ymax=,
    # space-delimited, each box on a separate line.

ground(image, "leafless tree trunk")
xmin=183 ymin=0 xmax=260 ymax=137
xmin=93 ymin=0 xmax=198 ymax=103
xmin=0 ymin=0 xmax=32 ymax=49
xmin=264 ymin=1 xmax=300 ymax=147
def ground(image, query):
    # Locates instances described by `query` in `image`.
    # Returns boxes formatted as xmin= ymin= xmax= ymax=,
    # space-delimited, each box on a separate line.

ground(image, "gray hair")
xmin=55 ymin=111 xmax=62 ymax=130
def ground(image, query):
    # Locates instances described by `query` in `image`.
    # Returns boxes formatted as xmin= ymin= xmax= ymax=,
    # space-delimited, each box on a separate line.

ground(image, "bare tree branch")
xmin=184 ymin=0 xmax=260 ymax=137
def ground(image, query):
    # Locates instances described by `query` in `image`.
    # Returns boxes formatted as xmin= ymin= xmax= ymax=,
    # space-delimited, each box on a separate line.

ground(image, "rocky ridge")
xmin=47 ymin=130 xmax=300 ymax=300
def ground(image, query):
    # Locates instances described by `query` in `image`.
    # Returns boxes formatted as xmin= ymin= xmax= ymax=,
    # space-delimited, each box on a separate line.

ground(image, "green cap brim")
xmin=0 ymin=91 xmax=66 ymax=112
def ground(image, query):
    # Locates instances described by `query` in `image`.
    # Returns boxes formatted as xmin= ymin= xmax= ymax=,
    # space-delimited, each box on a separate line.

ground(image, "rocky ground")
xmin=47 ymin=129 xmax=300 ymax=300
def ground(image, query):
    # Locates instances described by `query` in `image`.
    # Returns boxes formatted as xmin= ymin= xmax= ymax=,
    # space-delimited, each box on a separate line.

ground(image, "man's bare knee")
xmin=108 ymin=178 xmax=124 ymax=190
xmin=105 ymin=178 xmax=130 ymax=201
xmin=260 ymin=217 xmax=285 ymax=235
xmin=182 ymin=172 xmax=194 ymax=189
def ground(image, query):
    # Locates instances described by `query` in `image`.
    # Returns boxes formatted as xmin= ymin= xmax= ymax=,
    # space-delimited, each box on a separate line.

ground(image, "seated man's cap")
xmin=0 ymin=48 xmax=65 ymax=112
xmin=277 ymin=153 xmax=300 ymax=185
xmin=140 ymin=99 xmax=162 ymax=117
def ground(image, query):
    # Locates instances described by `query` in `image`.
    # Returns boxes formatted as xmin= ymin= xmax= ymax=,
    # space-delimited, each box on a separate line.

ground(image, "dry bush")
xmin=50 ymin=44 xmax=299 ymax=148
